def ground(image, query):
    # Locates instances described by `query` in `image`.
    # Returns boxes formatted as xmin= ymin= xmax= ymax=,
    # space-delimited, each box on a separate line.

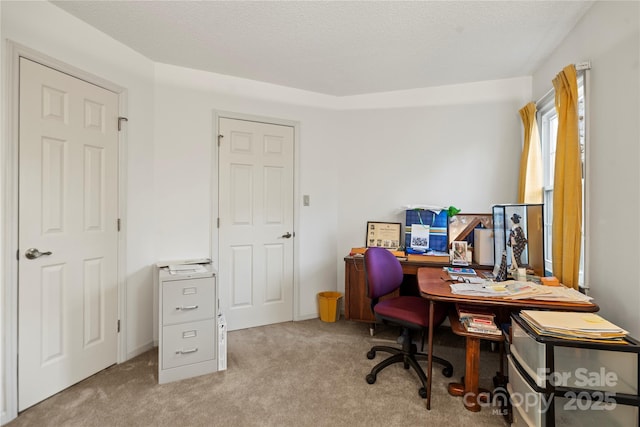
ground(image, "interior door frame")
xmin=212 ymin=110 xmax=301 ymax=324
xmin=1 ymin=41 xmax=128 ymax=422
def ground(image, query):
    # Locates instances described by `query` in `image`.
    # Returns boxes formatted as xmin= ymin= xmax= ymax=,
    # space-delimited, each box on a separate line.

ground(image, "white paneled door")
xmin=18 ymin=58 xmax=119 ymax=411
xmin=218 ymin=118 xmax=294 ymax=331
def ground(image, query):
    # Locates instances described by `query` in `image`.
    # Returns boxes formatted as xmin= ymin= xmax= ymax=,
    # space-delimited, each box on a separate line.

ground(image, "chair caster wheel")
xmin=366 ymin=374 xmax=376 ymax=384
xmin=366 ymin=350 xmax=376 ymax=359
xmin=419 ymin=387 xmax=427 ymax=399
xmin=442 ymin=366 xmax=454 ymax=378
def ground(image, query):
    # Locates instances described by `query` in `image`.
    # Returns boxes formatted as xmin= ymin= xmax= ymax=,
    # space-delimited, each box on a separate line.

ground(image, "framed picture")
xmin=451 ymin=240 xmax=469 ymax=265
xmin=448 ymin=213 xmax=493 ymax=244
xmin=366 ymin=222 xmax=402 ymax=250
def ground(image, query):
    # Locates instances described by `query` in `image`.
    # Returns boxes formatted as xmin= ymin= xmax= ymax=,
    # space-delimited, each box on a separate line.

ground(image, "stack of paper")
xmin=450 ymin=281 xmax=547 ymax=297
xmin=449 ymin=278 xmax=594 ymax=304
xmin=516 ymin=285 xmax=593 ymax=303
xmin=520 ymin=310 xmax=629 ymax=343
xmin=168 ymin=264 xmax=207 ymax=275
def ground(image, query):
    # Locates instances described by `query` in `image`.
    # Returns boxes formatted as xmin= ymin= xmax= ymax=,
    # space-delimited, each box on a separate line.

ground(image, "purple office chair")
xmin=364 ymin=247 xmax=453 ymax=399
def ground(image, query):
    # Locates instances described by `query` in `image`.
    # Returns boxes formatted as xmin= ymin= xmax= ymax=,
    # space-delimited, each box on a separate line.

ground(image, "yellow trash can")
xmin=318 ymin=291 xmax=343 ymax=322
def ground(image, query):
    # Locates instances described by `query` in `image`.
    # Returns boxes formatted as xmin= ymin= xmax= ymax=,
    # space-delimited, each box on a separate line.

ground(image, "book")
xmin=456 ymin=303 xmax=501 ymax=334
xmin=463 ymin=325 xmax=503 ymax=336
xmin=456 ymin=303 xmax=496 ymax=320
xmin=444 ymin=267 xmax=476 ymax=276
xmin=461 ymin=318 xmax=502 ymax=335
xmin=468 ymin=317 xmax=498 ymax=330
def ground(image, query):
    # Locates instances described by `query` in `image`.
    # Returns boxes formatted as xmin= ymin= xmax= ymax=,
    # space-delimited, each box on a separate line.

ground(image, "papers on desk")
xmin=449 ymin=280 xmax=594 ymax=303
xmin=450 ymin=282 xmax=509 ymax=296
xmin=450 ymin=281 xmax=536 ymax=297
xmin=503 ymin=283 xmax=593 ymax=303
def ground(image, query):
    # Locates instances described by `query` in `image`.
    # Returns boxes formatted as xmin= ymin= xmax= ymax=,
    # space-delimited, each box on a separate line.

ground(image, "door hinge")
xmin=217 ymin=134 xmax=224 ymax=147
xmin=118 ymin=117 xmax=128 ymax=131
xmin=217 ymin=218 xmax=220 ymax=228
xmin=117 ymin=218 xmax=121 ymax=231
xmin=117 ymin=319 xmax=121 ymax=333
xmin=16 ymin=249 xmax=20 ymax=261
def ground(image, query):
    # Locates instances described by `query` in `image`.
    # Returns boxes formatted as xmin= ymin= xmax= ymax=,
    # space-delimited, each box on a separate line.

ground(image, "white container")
xmin=508 ymin=383 xmax=535 ymax=426
xmin=511 ymin=320 xmax=638 ymax=394
xmin=554 ymin=395 xmax=639 ymax=427
xmin=508 ymin=355 xmax=545 ymax=426
xmin=508 ymin=355 xmax=639 ymax=427
xmin=473 ymin=228 xmax=494 ymax=265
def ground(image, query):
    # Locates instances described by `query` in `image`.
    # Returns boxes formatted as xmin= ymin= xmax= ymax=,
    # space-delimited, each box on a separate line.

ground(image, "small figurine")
xmin=507 ymin=213 xmax=527 ymax=270
xmin=495 ymin=250 xmax=508 ymax=282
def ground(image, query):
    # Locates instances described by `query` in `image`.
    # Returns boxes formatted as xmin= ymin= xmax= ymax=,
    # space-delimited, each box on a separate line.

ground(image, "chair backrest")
xmin=364 ymin=247 xmax=404 ymax=300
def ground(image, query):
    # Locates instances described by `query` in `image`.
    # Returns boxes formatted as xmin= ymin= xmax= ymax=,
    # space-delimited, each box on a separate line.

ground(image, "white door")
xmin=218 ymin=117 xmax=295 ymax=331
xmin=18 ymin=58 xmax=119 ymax=411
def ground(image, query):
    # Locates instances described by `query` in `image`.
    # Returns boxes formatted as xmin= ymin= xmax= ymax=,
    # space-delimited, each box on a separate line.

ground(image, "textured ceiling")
xmin=51 ymin=1 xmax=593 ymax=96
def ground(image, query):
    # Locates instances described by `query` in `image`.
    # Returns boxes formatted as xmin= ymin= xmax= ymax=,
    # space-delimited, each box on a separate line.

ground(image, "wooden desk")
xmin=446 ymin=309 xmax=505 ymax=412
xmin=344 ymin=256 xmax=456 ymax=323
xmin=417 ymin=267 xmax=599 ymax=411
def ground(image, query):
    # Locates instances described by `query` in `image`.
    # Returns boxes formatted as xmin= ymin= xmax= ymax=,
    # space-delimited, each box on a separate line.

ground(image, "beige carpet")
xmin=7 ymin=318 xmax=509 ymax=427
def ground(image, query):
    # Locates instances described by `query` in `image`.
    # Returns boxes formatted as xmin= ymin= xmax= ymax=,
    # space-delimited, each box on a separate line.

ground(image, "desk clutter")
xmin=361 ymin=203 xmax=544 ymax=275
xmin=346 ymin=255 xmax=638 ymax=423
xmin=444 ymin=267 xmax=593 ymax=304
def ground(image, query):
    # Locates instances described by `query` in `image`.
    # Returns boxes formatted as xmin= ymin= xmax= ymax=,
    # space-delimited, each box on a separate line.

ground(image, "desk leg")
xmin=447 ymin=336 xmax=481 ymax=412
xmin=426 ymin=300 xmax=434 ymax=410
xmin=463 ymin=336 xmax=481 ymax=412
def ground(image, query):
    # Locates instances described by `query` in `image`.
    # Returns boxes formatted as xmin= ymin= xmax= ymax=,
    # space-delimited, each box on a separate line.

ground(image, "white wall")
xmin=1 ymin=2 xmax=155 ymax=421
xmin=0 ymin=1 xmax=4 ymax=421
xmin=153 ymin=64 xmax=341 ymax=319
xmin=532 ymin=1 xmax=640 ymax=337
xmin=1 ymin=0 xmax=157 ymax=360
xmin=335 ymin=84 xmax=530 ymax=292
xmin=153 ymin=66 xmax=531 ymax=313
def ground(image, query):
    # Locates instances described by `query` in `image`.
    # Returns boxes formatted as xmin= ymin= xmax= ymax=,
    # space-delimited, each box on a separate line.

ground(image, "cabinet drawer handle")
xmin=176 ymin=305 xmax=199 ymax=311
xmin=175 ymin=348 xmax=198 ymax=355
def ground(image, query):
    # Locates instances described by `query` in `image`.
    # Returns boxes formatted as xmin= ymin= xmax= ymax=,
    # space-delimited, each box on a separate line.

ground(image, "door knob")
xmin=281 ymin=232 xmax=292 ymax=239
xmin=25 ymin=248 xmax=52 ymax=260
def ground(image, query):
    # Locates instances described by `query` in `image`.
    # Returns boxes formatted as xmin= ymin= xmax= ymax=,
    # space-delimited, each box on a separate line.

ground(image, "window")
xmin=538 ymin=73 xmax=586 ymax=286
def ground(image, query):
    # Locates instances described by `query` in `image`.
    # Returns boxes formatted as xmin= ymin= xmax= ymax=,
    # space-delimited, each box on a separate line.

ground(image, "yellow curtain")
xmin=552 ymin=65 xmax=582 ymax=289
xmin=518 ymin=102 xmax=543 ymax=203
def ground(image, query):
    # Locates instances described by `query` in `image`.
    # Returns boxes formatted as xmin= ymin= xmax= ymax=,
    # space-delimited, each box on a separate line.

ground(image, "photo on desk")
xmin=451 ymin=241 xmax=468 ymax=265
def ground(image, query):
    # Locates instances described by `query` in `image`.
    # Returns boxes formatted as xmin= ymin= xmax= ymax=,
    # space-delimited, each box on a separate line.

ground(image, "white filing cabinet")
xmin=157 ymin=264 xmax=219 ymax=384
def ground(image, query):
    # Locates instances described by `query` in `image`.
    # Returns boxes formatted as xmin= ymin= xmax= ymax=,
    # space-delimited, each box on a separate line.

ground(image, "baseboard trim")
xmin=126 ymin=342 xmax=154 ymax=361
